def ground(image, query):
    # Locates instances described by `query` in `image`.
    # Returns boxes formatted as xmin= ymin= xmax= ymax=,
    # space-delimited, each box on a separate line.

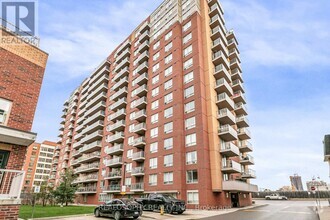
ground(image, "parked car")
xmin=135 ymin=193 xmax=186 ymax=214
xmin=94 ymin=199 xmax=143 ymax=220
xmin=265 ymin=194 xmax=288 ymax=200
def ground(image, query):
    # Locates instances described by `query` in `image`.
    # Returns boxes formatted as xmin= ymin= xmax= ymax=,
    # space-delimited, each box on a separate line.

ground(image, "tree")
xmin=53 ymin=169 xmax=78 ymax=206
xmin=36 ymin=181 xmax=52 ymax=206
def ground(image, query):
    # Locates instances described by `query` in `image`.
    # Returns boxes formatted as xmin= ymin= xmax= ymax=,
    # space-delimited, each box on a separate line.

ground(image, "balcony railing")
xmin=131 ymin=182 xmax=144 ymax=191
xmin=0 ymin=169 xmax=25 ymax=199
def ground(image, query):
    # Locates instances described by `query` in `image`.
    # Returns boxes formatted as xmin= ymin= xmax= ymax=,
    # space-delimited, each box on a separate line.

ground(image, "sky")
xmin=32 ymin=0 xmax=330 ymax=190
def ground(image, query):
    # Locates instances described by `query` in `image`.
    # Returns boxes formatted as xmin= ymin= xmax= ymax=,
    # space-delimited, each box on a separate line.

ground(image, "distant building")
xmin=278 ymin=186 xmax=292 ymax=192
xmin=23 ymin=141 xmax=56 ymax=192
xmin=306 ymin=180 xmax=329 ymax=191
xmin=290 ymin=174 xmax=304 ymax=191
xmin=324 ymin=135 xmax=330 ymax=176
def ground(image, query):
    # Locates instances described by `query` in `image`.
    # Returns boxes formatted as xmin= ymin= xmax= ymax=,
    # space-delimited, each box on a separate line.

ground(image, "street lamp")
xmin=121 ymin=162 xmax=127 ymax=196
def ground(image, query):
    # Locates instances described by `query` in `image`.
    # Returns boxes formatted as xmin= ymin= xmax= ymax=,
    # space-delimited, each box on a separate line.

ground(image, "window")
xmin=164 ymin=138 xmax=173 ymax=150
xmin=185 ymin=101 xmax=195 ymax=113
xmin=152 ymin=87 xmax=159 ymax=97
xmin=164 ymin=66 xmax=173 ymax=77
xmin=184 ymin=71 xmax=194 ymax=84
xmin=150 ymin=158 xmax=158 ymax=169
xmin=153 ymin=63 xmax=160 ymax=73
xmin=185 ymin=117 xmax=196 ymax=130
xmin=186 ymin=133 xmax=197 ymax=146
xmin=126 ymin=163 xmax=132 ymax=173
xmin=165 ymin=53 xmax=173 ymax=64
xmin=184 ymin=86 xmax=194 ymax=98
xmin=183 ymin=33 xmax=192 ymax=44
xmin=164 ymin=122 xmax=173 ymax=133
xmin=133 ymin=59 xmax=138 ymax=66
xmin=183 ymin=21 xmax=192 ymax=32
xmin=186 ymin=151 xmax=197 ymax=165
xmin=186 ymin=170 xmax=198 ymax=183
xmin=0 ymin=98 xmax=12 ymax=125
xmin=150 ymin=127 xmax=158 ymax=138
xmin=150 ymin=142 xmax=158 ymax=153
xmin=129 ymin=124 xmax=135 ymax=133
xmin=164 ymin=154 xmax=173 ymax=167
xmin=134 ymin=41 xmax=139 ymax=47
xmin=164 ymin=172 xmax=173 ymax=184
xmin=164 ymin=107 xmax=173 ymax=118
xmin=125 ymin=177 xmax=131 ymax=187
xmin=187 ymin=191 xmax=199 ymax=204
xmin=165 ymin=30 xmax=173 ymax=40
xmin=184 ymin=58 xmax=193 ymax=70
xmin=151 ymin=113 xmax=159 ymax=124
xmin=149 ymin=174 xmax=157 ymax=186
xmin=164 ymin=79 xmax=173 ymax=90
xmin=183 ymin=45 xmax=193 ymax=57
xmin=128 ymin=136 xmax=134 ymax=145
xmin=127 ymin=149 xmax=133 ymax=158
xmin=153 ymin=40 xmax=160 ymax=50
xmin=153 ymin=52 xmax=160 ymax=61
xmin=164 ymin=93 xmax=173 ymax=104
xmin=165 ymin=42 xmax=173 ymax=52
xmin=152 ymin=75 xmax=159 ymax=84
xmin=151 ymin=100 xmax=159 ymax=110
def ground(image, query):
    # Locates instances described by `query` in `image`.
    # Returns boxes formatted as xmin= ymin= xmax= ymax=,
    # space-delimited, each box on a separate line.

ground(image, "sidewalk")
xmin=318 ymin=206 xmax=330 ymax=220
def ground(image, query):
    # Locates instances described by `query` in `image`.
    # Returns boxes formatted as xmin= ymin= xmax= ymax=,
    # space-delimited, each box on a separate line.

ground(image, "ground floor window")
xmin=187 ymin=190 xmax=199 ymax=204
xmin=99 ymin=193 xmax=112 ymax=202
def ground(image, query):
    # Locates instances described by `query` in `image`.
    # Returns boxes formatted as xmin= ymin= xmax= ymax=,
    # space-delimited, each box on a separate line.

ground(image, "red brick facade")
xmin=0 ymin=204 xmax=20 ymax=220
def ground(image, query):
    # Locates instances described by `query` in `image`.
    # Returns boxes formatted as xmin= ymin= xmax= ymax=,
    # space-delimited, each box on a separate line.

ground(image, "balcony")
xmin=139 ymin=30 xmax=150 ymax=43
xmin=75 ymin=163 xmax=99 ymax=174
xmin=84 ymin=111 xmax=105 ymax=126
xmin=73 ymin=140 xmax=83 ymax=150
xmin=240 ymin=154 xmax=254 ymax=165
xmin=236 ymin=115 xmax=249 ymax=128
xmin=210 ymin=26 xmax=226 ymax=44
xmin=104 ymin=171 xmax=122 ymax=180
xmin=131 ymin=97 xmax=147 ymax=109
xmin=215 ymin=78 xmax=233 ymax=96
xmin=227 ymin=38 xmax=238 ymax=50
xmin=131 ymin=109 xmax=147 ymax=122
xmin=140 ymin=21 xmax=150 ymax=34
xmin=136 ymin=61 xmax=149 ymax=75
xmin=230 ymin=58 xmax=242 ymax=72
xmin=133 ymin=84 xmax=148 ymax=97
xmin=237 ymin=128 xmax=251 ymax=140
xmin=222 ymin=160 xmax=241 ymax=173
xmin=79 ymin=151 xmax=101 ymax=163
xmin=103 ymin=184 xmax=120 ymax=193
xmin=137 ymin=51 xmax=149 ymax=64
xmin=132 ymin=137 xmax=146 ymax=148
xmin=83 ymin=120 xmax=104 ymax=135
xmin=217 ymin=108 xmax=236 ymax=125
xmin=85 ymin=101 xmax=106 ymax=117
xmin=233 ymin=91 xmax=246 ymax=104
xmin=53 ymin=159 xmax=59 ymax=164
xmin=88 ymin=80 xmax=108 ymax=99
xmin=116 ymin=48 xmax=131 ymax=64
xmin=113 ymin=68 xmax=129 ymax=83
xmin=234 ymin=102 xmax=247 ymax=116
xmin=214 ymin=64 xmax=231 ymax=82
xmin=138 ymin=41 xmax=149 ymax=53
xmin=76 ymin=123 xmax=85 ymax=133
xmin=220 ymin=142 xmax=239 ymax=157
xmin=241 ymin=169 xmax=257 ymax=179
xmin=105 ymin=157 xmax=123 ymax=167
xmin=131 ymin=167 xmax=145 ymax=176
xmin=229 ymin=48 xmax=240 ymax=61
xmin=115 ymin=57 xmax=130 ymax=73
xmin=73 ymin=174 xmax=99 ymax=184
xmin=81 ymin=130 xmax=103 ymax=144
xmin=109 ymin=109 xmax=126 ymax=122
xmin=209 ymin=2 xmax=222 ymax=18
xmin=76 ymin=186 xmax=97 ymax=194
xmin=218 ymin=125 xmax=237 ymax=141
xmin=89 ymin=62 xmax=110 ymax=85
xmin=134 ymin=74 xmax=148 ymax=88
xmin=54 ymin=152 xmax=60 ymax=158
xmin=238 ymin=141 xmax=253 ymax=152
xmin=105 ymin=144 xmax=124 ymax=155
xmin=107 ymin=132 xmax=125 ymax=143
xmin=132 ymin=151 xmax=145 ymax=162
xmin=109 ymin=97 xmax=127 ymax=111
xmin=132 ymin=123 xmax=146 ymax=135
xmin=212 ymin=38 xmax=228 ymax=57
xmin=231 ymin=68 xmax=243 ymax=82
xmin=107 ymin=120 xmax=125 ymax=133
xmin=212 ymin=51 xmax=229 ymax=69
xmin=110 ymin=87 xmax=128 ymax=101
xmin=86 ymin=91 xmax=107 ymax=109
xmin=79 ymin=140 xmax=102 ymax=154
xmin=232 ymin=79 xmax=245 ymax=93
xmin=222 ymin=180 xmax=258 ymax=192
xmin=0 ymin=169 xmax=25 ymax=199
xmin=216 ymin=93 xmax=234 ymax=110
xmin=210 ymin=14 xmax=223 ymax=28
xmin=130 ymin=182 xmax=144 ymax=192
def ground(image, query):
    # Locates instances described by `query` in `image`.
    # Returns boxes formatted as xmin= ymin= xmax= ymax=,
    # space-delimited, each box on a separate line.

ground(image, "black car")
xmin=94 ymin=199 xmax=143 ymax=220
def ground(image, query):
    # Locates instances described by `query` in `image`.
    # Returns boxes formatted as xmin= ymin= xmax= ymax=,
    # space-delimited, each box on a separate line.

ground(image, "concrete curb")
xmin=26 ymin=214 xmax=93 ymax=220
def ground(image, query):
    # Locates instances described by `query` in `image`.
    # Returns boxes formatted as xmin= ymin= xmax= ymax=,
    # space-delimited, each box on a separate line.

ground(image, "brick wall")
xmin=0 ymin=204 xmax=20 ymax=220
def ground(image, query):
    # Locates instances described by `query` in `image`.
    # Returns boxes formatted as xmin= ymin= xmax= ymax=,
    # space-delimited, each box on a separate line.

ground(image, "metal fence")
xmin=0 ymin=169 xmax=25 ymax=199
xmin=252 ymin=191 xmax=330 ymax=199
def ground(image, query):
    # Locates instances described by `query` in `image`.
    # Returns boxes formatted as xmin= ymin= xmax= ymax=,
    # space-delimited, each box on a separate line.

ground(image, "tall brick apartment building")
xmin=52 ymin=0 xmax=257 ymax=208
xmin=0 ymin=25 xmax=48 ymax=219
